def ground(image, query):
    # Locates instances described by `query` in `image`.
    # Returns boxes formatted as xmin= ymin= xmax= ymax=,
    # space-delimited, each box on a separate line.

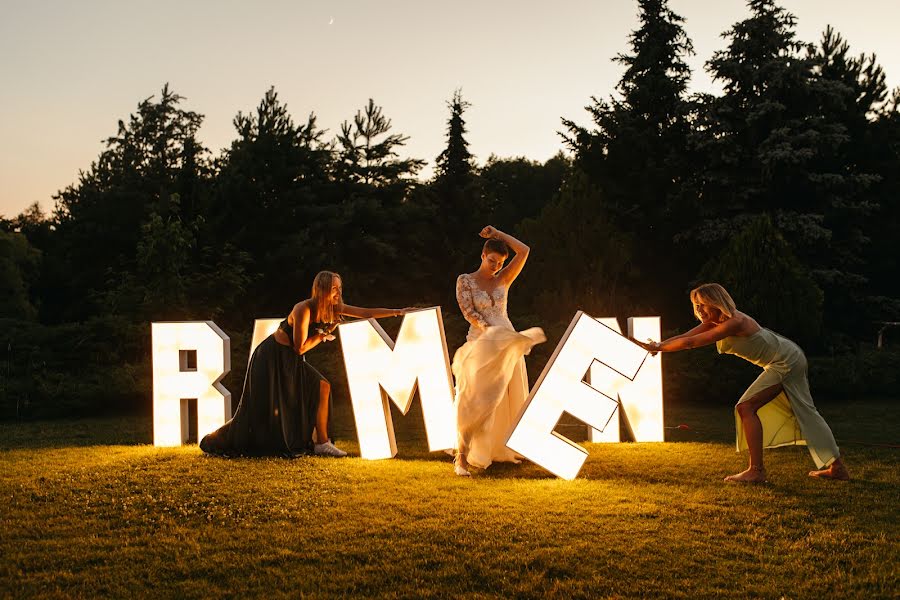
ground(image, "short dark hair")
xmin=482 ymin=238 xmax=509 ymax=257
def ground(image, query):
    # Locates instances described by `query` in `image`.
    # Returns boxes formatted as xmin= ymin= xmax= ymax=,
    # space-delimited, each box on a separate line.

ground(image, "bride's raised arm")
xmin=482 ymin=226 xmax=529 ymax=285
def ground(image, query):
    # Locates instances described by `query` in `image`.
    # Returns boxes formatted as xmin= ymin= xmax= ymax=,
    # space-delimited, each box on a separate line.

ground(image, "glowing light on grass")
xmin=589 ymin=317 xmax=664 ymax=443
xmin=250 ymin=318 xmax=282 ymax=359
xmin=505 ymin=311 xmax=648 ymax=480
xmin=338 ymin=307 xmax=456 ymax=459
xmin=151 ymin=322 xmax=231 ymax=447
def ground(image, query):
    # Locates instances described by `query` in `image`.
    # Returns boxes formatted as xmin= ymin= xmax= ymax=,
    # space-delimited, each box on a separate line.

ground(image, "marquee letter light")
xmin=588 ymin=317 xmax=664 ymax=443
xmin=505 ymin=311 xmax=648 ymax=480
xmin=249 ymin=319 xmax=283 ymax=360
xmin=338 ymin=307 xmax=456 ymax=459
xmin=151 ymin=322 xmax=231 ymax=447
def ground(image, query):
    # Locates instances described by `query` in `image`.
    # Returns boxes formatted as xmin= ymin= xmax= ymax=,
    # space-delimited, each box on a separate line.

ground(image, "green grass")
xmin=1 ymin=398 xmax=898 ymax=599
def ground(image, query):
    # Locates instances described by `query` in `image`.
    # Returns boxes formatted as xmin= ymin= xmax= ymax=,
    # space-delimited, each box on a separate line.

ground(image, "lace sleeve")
xmin=456 ymin=275 xmax=490 ymax=330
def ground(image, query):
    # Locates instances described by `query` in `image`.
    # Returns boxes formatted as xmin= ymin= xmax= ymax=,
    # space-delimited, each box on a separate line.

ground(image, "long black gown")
xmin=199 ymin=319 xmax=332 ymax=457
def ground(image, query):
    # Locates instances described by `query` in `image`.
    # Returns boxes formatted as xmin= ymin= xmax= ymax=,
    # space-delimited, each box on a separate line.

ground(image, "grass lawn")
xmin=1 ymin=397 xmax=898 ymax=599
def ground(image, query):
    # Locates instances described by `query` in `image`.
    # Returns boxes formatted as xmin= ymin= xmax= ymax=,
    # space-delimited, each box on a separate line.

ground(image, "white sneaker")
xmin=314 ymin=441 xmax=348 ymax=457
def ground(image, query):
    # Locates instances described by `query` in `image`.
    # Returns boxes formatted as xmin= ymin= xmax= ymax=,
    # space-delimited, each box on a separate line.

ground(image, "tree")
xmin=517 ymin=172 xmax=641 ymax=324
xmin=863 ymin=89 xmax=900 ymax=324
xmin=102 ymin=200 xmax=251 ymax=321
xmin=813 ymin=27 xmax=899 ymax=331
xmin=563 ymin=0 xmax=694 ymax=225
xmin=51 ymin=84 xmax=211 ymax=321
xmin=434 ymin=89 xmax=475 ymax=187
xmin=332 ymin=99 xmax=430 ymax=304
xmin=428 ymin=90 xmax=483 ymax=287
xmin=209 ymin=87 xmax=334 ymax=318
xmin=336 ymin=98 xmax=425 ymax=187
xmin=699 ymin=214 xmax=823 ymax=347
xmin=691 ymin=3 xmax=887 ymax=336
xmin=479 ymin=153 xmax=568 ymax=229
xmin=558 ymin=0 xmax=696 ymax=320
xmin=0 ymin=230 xmax=41 ymax=320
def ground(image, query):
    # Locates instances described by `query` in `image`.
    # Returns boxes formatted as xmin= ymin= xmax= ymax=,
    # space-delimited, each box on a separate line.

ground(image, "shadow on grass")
xmin=0 ymin=416 xmax=153 ymax=450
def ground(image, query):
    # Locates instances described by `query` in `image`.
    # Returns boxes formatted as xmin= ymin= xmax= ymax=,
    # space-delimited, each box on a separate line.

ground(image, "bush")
xmin=699 ymin=214 xmax=824 ymax=349
xmin=808 ymin=345 xmax=900 ymax=399
xmin=0 ymin=317 xmax=146 ymax=419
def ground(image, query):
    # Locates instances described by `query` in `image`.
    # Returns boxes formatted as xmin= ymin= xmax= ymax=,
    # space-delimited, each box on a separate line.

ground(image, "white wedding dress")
xmin=453 ymin=273 xmax=545 ymax=469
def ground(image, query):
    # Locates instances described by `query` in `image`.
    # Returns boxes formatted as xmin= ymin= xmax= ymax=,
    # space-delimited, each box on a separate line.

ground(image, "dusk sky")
xmin=2 ymin=0 xmax=898 ymax=218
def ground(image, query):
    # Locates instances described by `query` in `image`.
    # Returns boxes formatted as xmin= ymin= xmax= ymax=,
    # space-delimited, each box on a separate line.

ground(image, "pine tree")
xmin=430 ymin=90 xmax=482 ymax=283
xmin=558 ymin=0 xmax=696 ymax=319
xmin=563 ymin=0 xmax=693 ymax=223
xmin=864 ymin=91 xmax=900 ymax=324
xmin=210 ymin=87 xmax=332 ymax=317
xmin=692 ymin=2 xmax=887 ymax=336
xmin=51 ymin=85 xmax=213 ymax=321
xmin=336 ymin=98 xmax=424 ymax=187
xmin=694 ymin=0 xmax=816 ymax=219
xmin=331 ymin=100 xmax=429 ymax=304
xmin=434 ymin=89 xmax=475 ymax=188
xmin=814 ymin=27 xmax=899 ymax=330
xmin=699 ymin=214 xmax=823 ymax=346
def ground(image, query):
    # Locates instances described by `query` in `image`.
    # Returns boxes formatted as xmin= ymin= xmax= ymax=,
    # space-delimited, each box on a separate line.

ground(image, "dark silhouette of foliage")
xmin=430 ymin=89 xmax=483 ymax=291
xmin=691 ymin=2 xmax=890 ymax=337
xmin=699 ymin=214 xmax=824 ymax=347
xmin=480 ymin=153 xmax=568 ymax=230
xmin=3 ymin=0 xmax=900 ymax=419
xmin=209 ymin=87 xmax=332 ymax=320
xmin=560 ymin=0 xmax=696 ymax=320
xmin=0 ymin=230 xmax=41 ymax=320
xmin=517 ymin=171 xmax=640 ymax=324
xmin=434 ymin=89 xmax=475 ymax=188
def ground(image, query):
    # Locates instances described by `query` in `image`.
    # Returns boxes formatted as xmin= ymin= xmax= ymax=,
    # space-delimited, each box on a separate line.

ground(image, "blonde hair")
xmin=690 ymin=283 xmax=737 ymax=321
xmin=310 ymin=271 xmax=343 ymax=324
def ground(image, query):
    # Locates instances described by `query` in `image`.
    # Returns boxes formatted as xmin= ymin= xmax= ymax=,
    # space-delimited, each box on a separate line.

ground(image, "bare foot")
xmin=809 ymin=460 xmax=850 ymax=481
xmin=724 ymin=466 xmax=767 ymax=484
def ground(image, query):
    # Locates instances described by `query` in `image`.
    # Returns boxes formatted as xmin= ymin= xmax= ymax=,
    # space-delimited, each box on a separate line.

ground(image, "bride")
xmin=452 ymin=226 xmax=545 ymax=476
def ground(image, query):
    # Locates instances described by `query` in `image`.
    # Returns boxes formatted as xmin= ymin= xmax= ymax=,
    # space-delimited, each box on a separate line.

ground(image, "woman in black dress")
xmin=200 ymin=270 xmax=411 ymax=457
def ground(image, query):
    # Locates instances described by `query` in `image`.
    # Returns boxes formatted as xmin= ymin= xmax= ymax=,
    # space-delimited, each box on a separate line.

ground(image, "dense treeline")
xmin=2 ymin=0 xmax=898 ymax=419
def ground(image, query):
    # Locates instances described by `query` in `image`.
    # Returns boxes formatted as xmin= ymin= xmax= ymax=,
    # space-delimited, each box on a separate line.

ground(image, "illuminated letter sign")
xmin=338 ymin=307 xmax=456 ymax=459
xmin=588 ymin=317 xmax=664 ymax=443
xmin=505 ymin=312 xmax=648 ymax=480
xmin=151 ymin=322 xmax=231 ymax=447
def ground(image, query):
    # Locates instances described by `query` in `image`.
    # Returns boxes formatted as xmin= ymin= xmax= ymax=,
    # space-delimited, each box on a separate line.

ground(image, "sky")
xmin=1 ymin=0 xmax=899 ymax=218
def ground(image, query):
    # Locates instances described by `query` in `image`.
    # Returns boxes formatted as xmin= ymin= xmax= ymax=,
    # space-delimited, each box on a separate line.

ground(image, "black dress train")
xmin=199 ymin=319 xmax=332 ymax=456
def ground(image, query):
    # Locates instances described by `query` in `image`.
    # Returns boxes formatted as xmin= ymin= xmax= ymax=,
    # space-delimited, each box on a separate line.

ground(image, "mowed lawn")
xmin=1 ymin=397 xmax=897 ymax=599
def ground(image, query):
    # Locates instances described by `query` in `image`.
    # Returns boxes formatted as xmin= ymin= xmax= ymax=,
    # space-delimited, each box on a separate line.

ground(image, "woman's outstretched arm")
xmin=636 ymin=320 xmax=740 ymax=353
xmin=659 ymin=322 xmax=716 ymax=343
xmin=338 ymin=303 xmax=412 ymax=320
